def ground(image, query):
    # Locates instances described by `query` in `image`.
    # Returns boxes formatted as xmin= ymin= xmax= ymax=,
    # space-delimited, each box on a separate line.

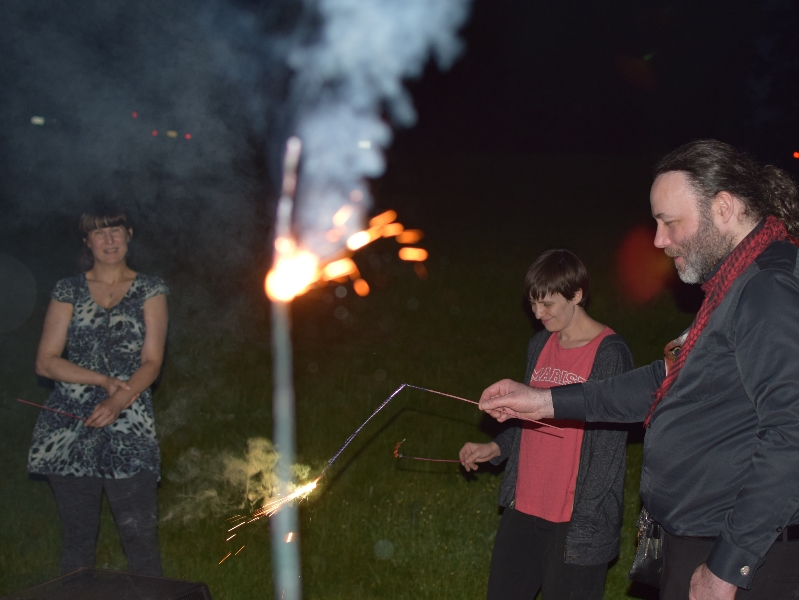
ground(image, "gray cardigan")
xmin=490 ymin=330 xmax=634 ymax=566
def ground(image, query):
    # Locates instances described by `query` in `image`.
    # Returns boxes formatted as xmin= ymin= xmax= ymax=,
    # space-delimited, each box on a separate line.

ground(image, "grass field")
xmin=0 ymin=152 xmax=694 ymax=598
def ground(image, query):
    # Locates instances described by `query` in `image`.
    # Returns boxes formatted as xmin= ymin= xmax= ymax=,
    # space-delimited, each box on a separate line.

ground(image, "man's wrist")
xmin=550 ymin=383 xmax=587 ymax=420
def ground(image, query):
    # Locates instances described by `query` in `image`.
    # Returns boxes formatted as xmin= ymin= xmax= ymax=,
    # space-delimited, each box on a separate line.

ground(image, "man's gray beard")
xmin=668 ymin=214 xmax=737 ymax=284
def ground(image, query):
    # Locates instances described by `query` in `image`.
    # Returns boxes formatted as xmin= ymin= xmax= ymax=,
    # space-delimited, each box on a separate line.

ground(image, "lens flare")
xmin=616 ymin=224 xmax=674 ymax=303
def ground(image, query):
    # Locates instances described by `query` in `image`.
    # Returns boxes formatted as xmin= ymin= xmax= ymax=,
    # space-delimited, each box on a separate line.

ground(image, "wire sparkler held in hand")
xmin=228 ymin=381 xmax=559 ymax=529
xmin=393 ymin=439 xmax=460 ymax=463
xmin=15 ymin=398 xmax=86 ymax=422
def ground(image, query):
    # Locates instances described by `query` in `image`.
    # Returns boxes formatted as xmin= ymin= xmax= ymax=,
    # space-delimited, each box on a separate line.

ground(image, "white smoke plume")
xmin=287 ymin=0 xmax=473 ymax=255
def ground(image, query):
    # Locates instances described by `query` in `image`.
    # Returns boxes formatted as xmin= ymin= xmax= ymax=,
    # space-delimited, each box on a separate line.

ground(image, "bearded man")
xmin=477 ymin=139 xmax=799 ymax=599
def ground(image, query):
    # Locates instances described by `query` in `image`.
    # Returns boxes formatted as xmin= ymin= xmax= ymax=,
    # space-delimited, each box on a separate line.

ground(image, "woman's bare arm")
xmin=85 ymin=294 xmax=168 ymax=427
xmin=35 ymin=300 xmax=130 ymax=395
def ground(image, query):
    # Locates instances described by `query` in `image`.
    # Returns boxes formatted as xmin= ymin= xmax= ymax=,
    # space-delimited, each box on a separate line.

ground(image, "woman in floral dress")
xmin=28 ymin=205 xmax=168 ymax=575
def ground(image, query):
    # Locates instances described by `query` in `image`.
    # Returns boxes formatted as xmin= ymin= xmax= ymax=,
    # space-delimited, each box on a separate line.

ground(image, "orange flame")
xmin=265 ymin=251 xmax=319 ymax=302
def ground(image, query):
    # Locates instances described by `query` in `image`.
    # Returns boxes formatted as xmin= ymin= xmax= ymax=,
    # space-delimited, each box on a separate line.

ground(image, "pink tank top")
xmin=514 ymin=327 xmax=613 ymax=522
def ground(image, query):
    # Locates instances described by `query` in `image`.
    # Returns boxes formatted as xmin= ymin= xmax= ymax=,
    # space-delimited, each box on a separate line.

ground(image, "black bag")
xmin=628 ymin=506 xmax=663 ymax=588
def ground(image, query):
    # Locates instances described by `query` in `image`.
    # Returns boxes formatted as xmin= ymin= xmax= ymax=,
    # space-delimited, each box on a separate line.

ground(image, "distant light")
xmin=353 ymin=279 xmax=370 ymax=297
xmin=793 ymin=151 xmax=799 ymax=159
xmin=151 ymin=130 xmax=158 ymax=136
xmin=358 ymin=140 xmax=371 ymax=149
xmin=31 ymin=116 xmax=45 ymax=126
xmin=166 ymin=130 xmax=178 ymax=138
xmin=397 ymin=229 xmax=424 ymax=244
xmin=132 ymin=111 xmax=138 ymax=118
xmin=398 ymin=247 xmax=428 ymax=262
xmin=184 ymin=133 xmax=192 ymax=140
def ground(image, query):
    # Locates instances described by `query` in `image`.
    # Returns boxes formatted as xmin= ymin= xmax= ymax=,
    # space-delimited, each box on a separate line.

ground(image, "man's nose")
xmin=653 ymin=223 xmax=668 ymax=249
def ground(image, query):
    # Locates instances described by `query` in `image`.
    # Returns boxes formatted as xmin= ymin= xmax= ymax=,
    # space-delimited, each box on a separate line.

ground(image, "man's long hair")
xmin=654 ymin=139 xmax=799 ymax=238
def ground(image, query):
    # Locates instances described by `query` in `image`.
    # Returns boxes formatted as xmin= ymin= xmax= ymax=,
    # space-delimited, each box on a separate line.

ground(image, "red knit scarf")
xmin=644 ymin=216 xmax=791 ymax=427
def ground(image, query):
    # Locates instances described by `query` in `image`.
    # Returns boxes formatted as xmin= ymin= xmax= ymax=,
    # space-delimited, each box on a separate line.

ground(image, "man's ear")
xmin=713 ymin=191 xmax=737 ymax=225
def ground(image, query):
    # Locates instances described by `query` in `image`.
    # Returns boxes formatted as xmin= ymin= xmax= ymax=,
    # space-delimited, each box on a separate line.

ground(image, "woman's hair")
xmin=79 ymin=203 xmax=130 ymax=235
xmin=523 ymin=249 xmax=589 ymax=307
xmin=654 ymin=139 xmax=799 ymax=238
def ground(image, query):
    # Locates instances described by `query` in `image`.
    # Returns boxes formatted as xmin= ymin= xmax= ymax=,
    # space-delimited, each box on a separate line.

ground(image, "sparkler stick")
xmin=404 ymin=384 xmax=562 ymax=430
xmin=225 ymin=381 xmax=558 ymax=537
xmin=393 ymin=439 xmax=460 ymax=463
xmin=15 ymin=398 xmax=86 ymax=422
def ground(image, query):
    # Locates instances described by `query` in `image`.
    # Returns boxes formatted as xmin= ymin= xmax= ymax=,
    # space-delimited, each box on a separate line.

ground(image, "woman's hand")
xmin=101 ymin=376 xmax=132 ymax=398
xmin=85 ymin=381 xmax=141 ymax=428
xmin=459 ymin=441 xmax=501 ymax=472
xmin=84 ymin=396 xmax=128 ymax=428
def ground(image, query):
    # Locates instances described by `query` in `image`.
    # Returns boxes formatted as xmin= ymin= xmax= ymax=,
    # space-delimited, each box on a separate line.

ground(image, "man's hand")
xmin=689 ymin=564 xmax=737 ymax=600
xmin=478 ymin=379 xmax=554 ymax=422
xmin=459 ymin=442 xmax=501 ymax=472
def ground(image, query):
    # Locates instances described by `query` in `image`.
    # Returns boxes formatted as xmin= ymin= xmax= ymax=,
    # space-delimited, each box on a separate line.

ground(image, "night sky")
xmin=400 ymin=0 xmax=799 ymax=169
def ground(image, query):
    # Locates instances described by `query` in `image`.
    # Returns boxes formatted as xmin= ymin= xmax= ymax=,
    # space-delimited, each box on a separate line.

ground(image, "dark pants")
xmin=48 ymin=471 xmax=162 ymax=576
xmin=487 ymin=508 xmax=607 ymax=600
xmin=662 ymin=531 xmax=799 ymax=599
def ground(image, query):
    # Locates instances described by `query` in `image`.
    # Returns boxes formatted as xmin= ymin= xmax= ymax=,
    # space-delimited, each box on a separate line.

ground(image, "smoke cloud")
xmin=163 ymin=437 xmax=312 ymax=524
xmin=0 ymin=0 xmax=473 ymax=432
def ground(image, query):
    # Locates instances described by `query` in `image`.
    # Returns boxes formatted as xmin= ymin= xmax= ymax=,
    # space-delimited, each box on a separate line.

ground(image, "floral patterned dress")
xmin=28 ymin=273 xmax=167 ymax=479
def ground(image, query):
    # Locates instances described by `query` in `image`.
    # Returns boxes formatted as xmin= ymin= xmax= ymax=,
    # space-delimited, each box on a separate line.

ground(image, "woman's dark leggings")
xmin=48 ymin=471 xmax=162 ymax=576
xmin=487 ymin=507 xmax=607 ymax=600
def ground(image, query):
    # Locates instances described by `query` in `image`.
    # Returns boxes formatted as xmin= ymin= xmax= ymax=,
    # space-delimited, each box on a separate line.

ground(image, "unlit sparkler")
xmin=393 ymin=439 xmax=460 ymax=463
xmin=15 ymin=398 xmax=86 ymax=422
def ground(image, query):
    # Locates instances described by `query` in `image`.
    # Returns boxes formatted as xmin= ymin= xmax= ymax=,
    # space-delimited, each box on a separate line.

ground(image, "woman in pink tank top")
xmin=459 ymin=249 xmax=634 ymax=600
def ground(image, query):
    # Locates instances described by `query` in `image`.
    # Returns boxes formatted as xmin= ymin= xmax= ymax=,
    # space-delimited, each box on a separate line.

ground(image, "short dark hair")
xmin=654 ymin=139 xmax=799 ymax=237
xmin=79 ymin=203 xmax=130 ymax=236
xmin=523 ymin=249 xmax=589 ymax=307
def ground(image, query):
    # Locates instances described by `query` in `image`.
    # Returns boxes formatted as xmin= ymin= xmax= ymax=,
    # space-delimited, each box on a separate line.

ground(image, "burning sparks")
xmin=264 ymin=139 xmax=428 ymax=303
xmin=398 ymin=247 xmax=428 ymax=262
xmin=228 ymin=478 xmax=320 ymax=532
xmin=396 ymin=229 xmax=423 ymax=244
xmin=265 ymin=251 xmax=318 ymax=302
